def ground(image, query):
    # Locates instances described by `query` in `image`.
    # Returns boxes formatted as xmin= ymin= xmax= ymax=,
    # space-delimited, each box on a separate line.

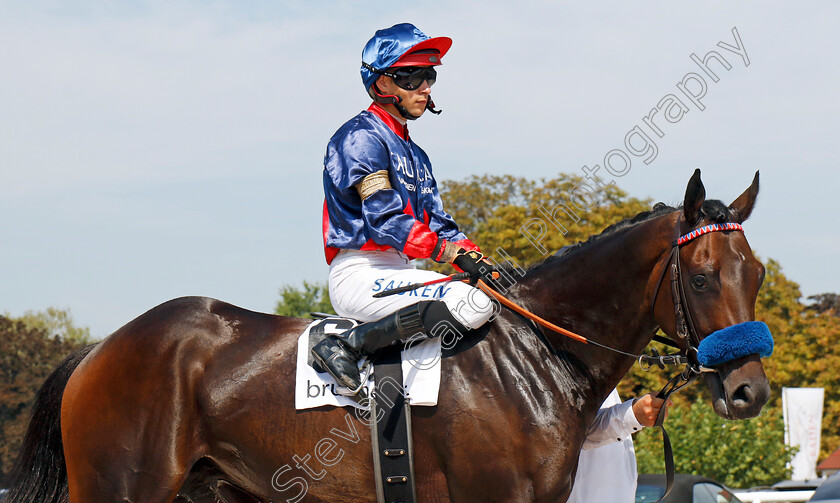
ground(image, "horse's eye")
xmin=691 ymin=275 xmax=707 ymax=290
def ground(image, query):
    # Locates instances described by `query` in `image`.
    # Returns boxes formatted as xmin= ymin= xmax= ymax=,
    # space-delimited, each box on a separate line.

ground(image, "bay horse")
xmin=6 ymin=170 xmax=770 ymax=502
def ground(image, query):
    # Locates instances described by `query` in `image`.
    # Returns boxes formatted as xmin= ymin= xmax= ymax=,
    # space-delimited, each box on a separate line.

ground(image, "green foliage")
xmin=625 ymin=258 xmax=840 ymax=484
xmin=805 ymin=293 xmax=840 ymax=316
xmin=756 ymin=260 xmax=840 ymax=460
xmin=13 ymin=306 xmax=92 ymax=344
xmin=0 ymin=312 xmax=90 ymax=485
xmin=634 ymin=399 xmax=794 ymax=488
xmin=428 ymin=173 xmax=652 ymax=271
xmin=436 ymin=173 xmax=839 ymax=484
xmin=275 ymin=280 xmax=335 ymax=318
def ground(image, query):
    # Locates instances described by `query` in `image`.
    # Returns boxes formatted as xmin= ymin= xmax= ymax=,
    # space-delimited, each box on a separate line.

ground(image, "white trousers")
xmin=328 ymin=249 xmax=496 ymax=330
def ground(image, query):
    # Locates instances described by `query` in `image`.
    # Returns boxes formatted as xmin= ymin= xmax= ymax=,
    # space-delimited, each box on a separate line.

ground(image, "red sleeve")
xmin=402 ymin=221 xmax=440 ymax=260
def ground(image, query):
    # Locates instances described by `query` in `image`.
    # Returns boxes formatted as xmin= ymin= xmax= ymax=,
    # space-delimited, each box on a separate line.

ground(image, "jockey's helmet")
xmin=360 ymin=23 xmax=451 ymax=118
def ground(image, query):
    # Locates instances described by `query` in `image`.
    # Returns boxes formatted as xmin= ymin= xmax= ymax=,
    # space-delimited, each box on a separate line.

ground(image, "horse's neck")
xmin=505 ymin=213 xmax=677 ymax=404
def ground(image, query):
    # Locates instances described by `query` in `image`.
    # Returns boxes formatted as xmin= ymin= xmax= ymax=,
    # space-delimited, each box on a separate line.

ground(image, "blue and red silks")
xmin=322 ymin=103 xmax=477 ymax=264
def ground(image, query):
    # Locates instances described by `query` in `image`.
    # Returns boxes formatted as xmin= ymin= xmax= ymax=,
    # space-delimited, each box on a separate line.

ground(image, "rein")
xmin=477 ymin=281 xmax=682 ymax=365
xmin=479 ymin=221 xmax=744 ymax=367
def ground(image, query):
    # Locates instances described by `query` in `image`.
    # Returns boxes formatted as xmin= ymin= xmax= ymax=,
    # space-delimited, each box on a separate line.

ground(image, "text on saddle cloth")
xmin=295 ymin=317 xmax=442 ymax=411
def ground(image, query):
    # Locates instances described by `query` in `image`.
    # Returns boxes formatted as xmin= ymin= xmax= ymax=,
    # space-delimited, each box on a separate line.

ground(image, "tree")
xmin=751 ymin=261 xmax=840 ymax=460
xmin=275 ymin=281 xmax=335 ymax=318
xmin=634 ymin=399 xmax=794 ymax=488
xmin=436 ymin=174 xmax=837 ymax=482
xmin=0 ymin=310 xmax=90 ymax=485
xmin=796 ymin=307 xmax=840 ymax=459
xmin=806 ymin=293 xmax=840 ymax=316
xmin=428 ymin=173 xmax=652 ymax=271
xmin=626 ymin=259 xmax=840 ymax=479
xmin=13 ymin=306 xmax=92 ymax=344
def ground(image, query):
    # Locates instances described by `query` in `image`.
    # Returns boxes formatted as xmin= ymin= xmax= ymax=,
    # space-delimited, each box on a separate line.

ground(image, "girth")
xmin=369 ymin=347 xmax=417 ymax=503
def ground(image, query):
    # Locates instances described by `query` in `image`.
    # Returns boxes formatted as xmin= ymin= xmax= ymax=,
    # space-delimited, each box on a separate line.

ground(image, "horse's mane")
xmin=515 ymin=199 xmax=735 ymax=275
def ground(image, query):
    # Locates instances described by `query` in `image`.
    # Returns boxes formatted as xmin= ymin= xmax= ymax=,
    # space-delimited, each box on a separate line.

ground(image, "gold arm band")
xmin=356 ymin=170 xmax=392 ymax=200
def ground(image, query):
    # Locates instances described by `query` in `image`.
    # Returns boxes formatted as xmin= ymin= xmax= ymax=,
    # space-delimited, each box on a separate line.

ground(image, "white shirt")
xmin=566 ymin=389 xmax=645 ymax=503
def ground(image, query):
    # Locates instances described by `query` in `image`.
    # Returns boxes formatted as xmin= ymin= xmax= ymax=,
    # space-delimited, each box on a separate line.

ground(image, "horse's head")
xmin=653 ymin=169 xmax=771 ymax=420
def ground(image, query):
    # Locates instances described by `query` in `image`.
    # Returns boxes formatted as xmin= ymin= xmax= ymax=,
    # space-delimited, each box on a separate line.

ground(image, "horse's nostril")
xmin=732 ymin=384 xmax=755 ymax=407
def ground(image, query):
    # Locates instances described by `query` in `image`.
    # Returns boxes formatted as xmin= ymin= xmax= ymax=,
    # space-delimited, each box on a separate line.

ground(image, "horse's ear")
xmin=729 ymin=171 xmax=760 ymax=223
xmin=683 ymin=168 xmax=705 ymax=226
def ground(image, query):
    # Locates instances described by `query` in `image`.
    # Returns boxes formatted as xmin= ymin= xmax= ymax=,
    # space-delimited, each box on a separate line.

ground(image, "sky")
xmin=2 ymin=1 xmax=838 ymax=339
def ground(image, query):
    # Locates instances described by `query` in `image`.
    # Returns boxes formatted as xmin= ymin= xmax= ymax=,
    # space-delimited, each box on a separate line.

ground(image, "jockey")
xmin=313 ymin=23 xmax=496 ymax=392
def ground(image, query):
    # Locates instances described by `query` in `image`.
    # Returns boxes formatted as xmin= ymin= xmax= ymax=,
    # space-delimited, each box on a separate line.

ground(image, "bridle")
xmin=654 ymin=221 xmax=747 ymax=356
xmin=640 ymin=219 xmax=744 ymax=502
xmin=647 ymin=220 xmax=745 ymax=403
xmin=477 ymin=217 xmax=746 ymax=503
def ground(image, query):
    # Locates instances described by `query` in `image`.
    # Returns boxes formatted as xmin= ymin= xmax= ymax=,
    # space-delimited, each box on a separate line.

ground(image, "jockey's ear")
xmin=683 ymin=168 xmax=705 ymax=227
xmin=729 ymin=171 xmax=760 ymax=224
xmin=376 ymin=74 xmax=395 ymax=94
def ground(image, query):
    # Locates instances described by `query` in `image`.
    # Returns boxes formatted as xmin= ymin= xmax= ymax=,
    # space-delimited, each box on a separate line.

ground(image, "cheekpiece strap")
xmin=676 ymin=222 xmax=743 ymax=246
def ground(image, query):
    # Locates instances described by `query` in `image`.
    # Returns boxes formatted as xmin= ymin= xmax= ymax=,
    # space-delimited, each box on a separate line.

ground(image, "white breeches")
xmin=328 ymin=249 xmax=496 ymax=329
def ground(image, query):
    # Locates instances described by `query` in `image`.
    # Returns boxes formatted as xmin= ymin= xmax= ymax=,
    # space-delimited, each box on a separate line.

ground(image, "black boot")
xmin=311 ymin=300 xmax=464 ymax=392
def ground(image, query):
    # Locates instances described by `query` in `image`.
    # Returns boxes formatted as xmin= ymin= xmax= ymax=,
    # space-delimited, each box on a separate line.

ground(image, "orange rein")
xmin=476 ymin=280 xmax=588 ymax=344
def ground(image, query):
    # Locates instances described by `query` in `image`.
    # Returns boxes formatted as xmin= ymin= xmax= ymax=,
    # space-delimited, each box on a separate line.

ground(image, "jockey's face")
xmin=376 ymin=69 xmax=433 ymax=119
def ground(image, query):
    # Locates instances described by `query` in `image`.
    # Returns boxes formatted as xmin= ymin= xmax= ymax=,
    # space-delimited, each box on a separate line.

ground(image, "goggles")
xmin=363 ymin=63 xmax=437 ymax=91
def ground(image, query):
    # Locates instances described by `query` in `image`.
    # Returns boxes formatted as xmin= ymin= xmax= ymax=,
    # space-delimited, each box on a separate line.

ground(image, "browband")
xmin=676 ymin=223 xmax=743 ymax=246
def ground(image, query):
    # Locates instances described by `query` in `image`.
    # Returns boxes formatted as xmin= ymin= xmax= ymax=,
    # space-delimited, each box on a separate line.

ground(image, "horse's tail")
xmin=4 ymin=343 xmax=97 ymax=503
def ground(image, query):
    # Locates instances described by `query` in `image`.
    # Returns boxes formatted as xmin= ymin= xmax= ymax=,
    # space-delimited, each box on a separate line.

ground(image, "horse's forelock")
xmin=699 ymin=199 xmax=735 ymax=224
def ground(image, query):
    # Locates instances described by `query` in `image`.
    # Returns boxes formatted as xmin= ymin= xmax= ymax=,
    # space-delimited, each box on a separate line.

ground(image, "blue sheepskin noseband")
xmin=696 ymin=321 xmax=774 ymax=366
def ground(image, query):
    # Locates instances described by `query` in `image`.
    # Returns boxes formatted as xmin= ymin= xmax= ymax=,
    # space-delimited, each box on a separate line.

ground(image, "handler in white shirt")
xmin=567 ymin=390 xmax=671 ymax=503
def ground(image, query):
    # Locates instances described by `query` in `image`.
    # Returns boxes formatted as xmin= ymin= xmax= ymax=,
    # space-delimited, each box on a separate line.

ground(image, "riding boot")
xmin=311 ymin=300 xmax=465 ymax=391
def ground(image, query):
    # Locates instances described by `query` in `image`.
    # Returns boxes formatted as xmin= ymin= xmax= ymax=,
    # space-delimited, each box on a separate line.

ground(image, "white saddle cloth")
xmin=294 ymin=318 xmax=442 ymax=410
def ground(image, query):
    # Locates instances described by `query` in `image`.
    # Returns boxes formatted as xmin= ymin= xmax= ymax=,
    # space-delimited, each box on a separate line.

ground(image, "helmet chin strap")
xmin=395 ymin=102 xmax=420 ymax=121
xmin=370 ymin=85 xmax=441 ymax=121
xmin=426 ymin=96 xmax=442 ymax=115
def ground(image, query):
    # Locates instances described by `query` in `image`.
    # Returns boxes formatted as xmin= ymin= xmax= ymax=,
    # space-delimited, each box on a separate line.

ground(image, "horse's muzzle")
xmin=704 ymin=353 xmax=770 ymax=420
